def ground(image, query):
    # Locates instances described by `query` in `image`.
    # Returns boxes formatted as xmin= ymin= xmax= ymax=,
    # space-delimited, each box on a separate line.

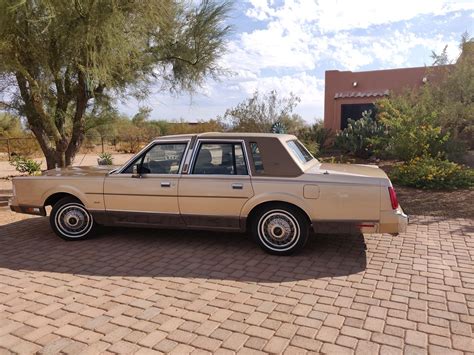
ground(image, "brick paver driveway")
xmin=0 ymin=214 xmax=473 ymax=354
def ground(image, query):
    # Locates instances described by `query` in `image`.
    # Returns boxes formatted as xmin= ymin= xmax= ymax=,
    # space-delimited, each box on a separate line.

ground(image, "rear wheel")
xmin=250 ymin=204 xmax=309 ymax=255
xmin=50 ymin=197 xmax=95 ymax=241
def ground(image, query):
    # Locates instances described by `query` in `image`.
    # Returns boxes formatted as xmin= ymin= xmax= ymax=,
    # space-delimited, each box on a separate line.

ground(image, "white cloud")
xmin=230 ymin=1 xmax=466 ymax=72
xmin=245 ymin=0 xmax=474 ymax=32
xmin=239 ymin=72 xmax=323 ymax=99
xmin=120 ymin=0 xmax=471 ymax=121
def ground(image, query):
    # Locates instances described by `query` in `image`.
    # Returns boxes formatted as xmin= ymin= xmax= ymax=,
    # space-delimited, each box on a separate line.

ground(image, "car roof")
xmin=154 ymin=132 xmax=297 ymax=141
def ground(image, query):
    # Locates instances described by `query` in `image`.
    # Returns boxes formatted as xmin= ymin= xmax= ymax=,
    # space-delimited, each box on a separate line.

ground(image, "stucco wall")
xmin=324 ymin=66 xmax=448 ymax=131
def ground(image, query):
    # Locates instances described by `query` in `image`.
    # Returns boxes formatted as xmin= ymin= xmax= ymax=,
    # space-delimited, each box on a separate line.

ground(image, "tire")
xmin=250 ymin=203 xmax=309 ymax=255
xmin=50 ymin=197 xmax=95 ymax=241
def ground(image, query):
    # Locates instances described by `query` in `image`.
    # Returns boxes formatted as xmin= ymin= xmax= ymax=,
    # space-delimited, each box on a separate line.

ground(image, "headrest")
xmin=197 ymin=148 xmax=212 ymax=165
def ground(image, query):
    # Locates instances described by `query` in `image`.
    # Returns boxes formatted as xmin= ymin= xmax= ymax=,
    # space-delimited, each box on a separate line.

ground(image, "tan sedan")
xmin=10 ymin=133 xmax=408 ymax=255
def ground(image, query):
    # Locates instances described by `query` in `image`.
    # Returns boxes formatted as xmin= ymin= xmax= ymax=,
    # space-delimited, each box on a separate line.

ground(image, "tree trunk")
xmin=64 ymin=71 xmax=88 ymax=167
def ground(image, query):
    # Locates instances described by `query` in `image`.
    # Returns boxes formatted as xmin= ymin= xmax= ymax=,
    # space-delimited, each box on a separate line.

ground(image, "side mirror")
xmin=132 ymin=165 xmax=141 ymax=178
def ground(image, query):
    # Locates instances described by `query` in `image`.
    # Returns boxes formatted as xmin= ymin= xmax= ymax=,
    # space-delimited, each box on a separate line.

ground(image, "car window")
xmin=193 ymin=143 xmax=248 ymax=175
xmin=123 ymin=143 xmax=187 ymax=174
xmin=250 ymin=142 xmax=264 ymax=174
xmin=287 ymin=140 xmax=314 ymax=164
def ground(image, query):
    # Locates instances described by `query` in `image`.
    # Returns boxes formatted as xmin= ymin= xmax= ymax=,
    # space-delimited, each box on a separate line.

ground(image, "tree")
xmin=0 ymin=112 xmax=23 ymax=137
xmin=224 ymin=90 xmax=304 ymax=133
xmin=431 ymin=33 xmax=474 ymax=149
xmin=375 ymin=33 xmax=474 ymax=161
xmin=132 ymin=107 xmax=153 ymax=127
xmin=0 ymin=0 xmax=231 ymax=168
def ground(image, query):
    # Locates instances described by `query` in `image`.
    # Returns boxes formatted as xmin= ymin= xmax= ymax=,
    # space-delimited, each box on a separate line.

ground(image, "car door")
xmin=103 ymin=140 xmax=189 ymax=227
xmin=178 ymin=140 xmax=254 ymax=230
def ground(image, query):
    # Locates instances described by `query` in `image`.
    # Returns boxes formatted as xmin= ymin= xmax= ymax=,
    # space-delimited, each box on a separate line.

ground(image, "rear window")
xmin=286 ymin=140 xmax=314 ymax=164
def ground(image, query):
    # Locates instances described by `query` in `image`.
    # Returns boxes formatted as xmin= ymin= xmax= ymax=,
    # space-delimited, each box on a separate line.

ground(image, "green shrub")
xmin=376 ymin=97 xmax=450 ymax=161
xmin=97 ymin=152 xmax=114 ymax=165
xmin=298 ymin=120 xmax=333 ymax=154
xmin=390 ymin=156 xmax=474 ymax=190
xmin=9 ymin=155 xmax=42 ymax=175
xmin=335 ymin=111 xmax=386 ymax=158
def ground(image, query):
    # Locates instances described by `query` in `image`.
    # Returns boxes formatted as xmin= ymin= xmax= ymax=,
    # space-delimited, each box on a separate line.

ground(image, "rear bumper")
xmin=378 ymin=207 xmax=408 ymax=234
xmin=312 ymin=208 xmax=408 ymax=235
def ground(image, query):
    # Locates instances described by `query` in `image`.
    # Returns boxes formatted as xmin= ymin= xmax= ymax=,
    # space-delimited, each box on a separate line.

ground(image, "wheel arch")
xmin=244 ymin=199 xmax=312 ymax=232
xmin=43 ymin=192 xmax=84 ymax=208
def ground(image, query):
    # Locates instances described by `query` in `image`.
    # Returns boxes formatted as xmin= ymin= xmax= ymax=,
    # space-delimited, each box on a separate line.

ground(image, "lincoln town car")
xmin=10 ymin=133 xmax=408 ymax=255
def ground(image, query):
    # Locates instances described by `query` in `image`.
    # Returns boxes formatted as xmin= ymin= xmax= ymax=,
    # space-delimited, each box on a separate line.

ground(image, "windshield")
xmin=286 ymin=139 xmax=315 ymax=164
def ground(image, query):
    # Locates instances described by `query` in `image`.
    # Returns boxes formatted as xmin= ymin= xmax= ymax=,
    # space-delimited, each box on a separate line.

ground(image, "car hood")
xmin=42 ymin=165 xmax=119 ymax=177
xmin=307 ymin=163 xmax=389 ymax=179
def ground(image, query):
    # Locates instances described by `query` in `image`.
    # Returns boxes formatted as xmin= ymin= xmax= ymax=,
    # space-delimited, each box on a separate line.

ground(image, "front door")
xmin=178 ymin=140 xmax=254 ymax=230
xmin=103 ymin=141 xmax=189 ymax=227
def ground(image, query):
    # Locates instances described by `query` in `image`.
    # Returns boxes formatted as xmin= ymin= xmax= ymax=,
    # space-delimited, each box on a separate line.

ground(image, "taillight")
xmin=388 ymin=186 xmax=398 ymax=209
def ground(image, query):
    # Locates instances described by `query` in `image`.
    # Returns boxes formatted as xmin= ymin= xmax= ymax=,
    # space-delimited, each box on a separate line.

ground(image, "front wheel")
xmin=50 ymin=197 xmax=95 ymax=241
xmin=250 ymin=204 xmax=309 ymax=255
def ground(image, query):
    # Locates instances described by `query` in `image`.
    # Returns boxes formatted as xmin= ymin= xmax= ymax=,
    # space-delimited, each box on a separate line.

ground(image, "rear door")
xmin=178 ymin=140 xmax=254 ymax=230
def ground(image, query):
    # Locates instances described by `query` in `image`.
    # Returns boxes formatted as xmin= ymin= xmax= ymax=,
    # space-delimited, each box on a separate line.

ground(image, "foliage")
xmin=0 ymin=0 xmax=232 ymax=168
xmin=298 ymin=120 xmax=334 ymax=155
xmin=224 ymin=90 xmax=304 ymax=134
xmin=390 ymin=156 xmax=474 ymax=190
xmin=375 ymin=94 xmax=450 ymax=161
xmin=335 ymin=111 xmax=386 ymax=158
xmin=0 ymin=113 xmax=40 ymax=156
xmin=376 ymin=33 xmax=474 ymax=161
xmin=0 ymin=113 xmax=23 ymax=137
xmin=302 ymin=140 xmax=319 ymax=157
xmin=97 ymin=152 xmax=113 ymax=165
xmin=429 ymin=33 xmax=474 ymax=151
xmin=9 ymin=155 xmax=42 ymax=175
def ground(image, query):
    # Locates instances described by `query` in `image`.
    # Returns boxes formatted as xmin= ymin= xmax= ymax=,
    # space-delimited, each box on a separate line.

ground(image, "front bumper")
xmin=9 ymin=199 xmax=46 ymax=216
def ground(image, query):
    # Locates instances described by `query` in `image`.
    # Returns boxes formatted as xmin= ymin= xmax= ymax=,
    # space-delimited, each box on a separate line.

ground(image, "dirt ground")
xmin=395 ymin=185 xmax=474 ymax=219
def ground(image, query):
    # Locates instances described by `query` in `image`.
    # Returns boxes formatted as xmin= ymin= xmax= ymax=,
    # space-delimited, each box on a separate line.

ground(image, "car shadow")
xmin=0 ymin=217 xmax=367 ymax=282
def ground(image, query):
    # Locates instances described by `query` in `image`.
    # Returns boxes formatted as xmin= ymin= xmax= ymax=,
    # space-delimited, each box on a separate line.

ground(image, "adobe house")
xmin=324 ymin=41 xmax=473 ymax=132
xmin=323 ymin=66 xmax=445 ymax=131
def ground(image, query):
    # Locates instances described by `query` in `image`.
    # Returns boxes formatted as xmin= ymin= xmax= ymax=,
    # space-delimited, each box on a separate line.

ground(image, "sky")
xmin=118 ymin=0 xmax=474 ymax=123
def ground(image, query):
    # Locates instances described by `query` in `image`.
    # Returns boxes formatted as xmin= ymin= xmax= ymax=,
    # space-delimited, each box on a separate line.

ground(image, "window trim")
xmin=249 ymin=141 xmax=265 ymax=175
xmin=188 ymin=139 xmax=251 ymax=176
xmin=116 ymin=139 xmax=190 ymax=175
xmin=286 ymin=139 xmax=315 ymax=165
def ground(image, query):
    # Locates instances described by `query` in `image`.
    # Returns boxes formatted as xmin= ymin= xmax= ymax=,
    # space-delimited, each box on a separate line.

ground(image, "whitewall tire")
xmin=251 ymin=204 xmax=309 ymax=255
xmin=50 ymin=197 xmax=95 ymax=241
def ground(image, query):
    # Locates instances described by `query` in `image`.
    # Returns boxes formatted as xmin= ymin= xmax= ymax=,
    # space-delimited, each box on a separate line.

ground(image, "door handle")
xmin=161 ymin=182 xmax=171 ymax=187
xmin=232 ymin=183 xmax=243 ymax=190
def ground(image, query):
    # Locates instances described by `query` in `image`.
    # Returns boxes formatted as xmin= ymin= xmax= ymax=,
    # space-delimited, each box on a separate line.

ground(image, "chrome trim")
xmin=187 ymin=139 xmax=252 ymax=177
xmin=115 ymin=139 xmax=191 ymax=175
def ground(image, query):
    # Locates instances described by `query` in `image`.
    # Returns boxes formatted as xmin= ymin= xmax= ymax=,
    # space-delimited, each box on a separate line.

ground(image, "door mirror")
xmin=132 ymin=165 xmax=141 ymax=178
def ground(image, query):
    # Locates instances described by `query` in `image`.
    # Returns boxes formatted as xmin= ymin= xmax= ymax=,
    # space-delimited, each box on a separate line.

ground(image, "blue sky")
xmin=119 ymin=0 xmax=474 ymax=123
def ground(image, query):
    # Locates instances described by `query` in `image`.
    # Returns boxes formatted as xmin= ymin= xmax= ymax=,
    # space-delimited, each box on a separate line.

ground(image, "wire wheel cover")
xmin=258 ymin=209 xmax=300 ymax=251
xmin=55 ymin=203 xmax=93 ymax=238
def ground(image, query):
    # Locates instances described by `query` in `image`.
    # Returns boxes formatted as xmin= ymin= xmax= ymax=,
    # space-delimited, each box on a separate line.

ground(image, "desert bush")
xmin=97 ymin=152 xmax=114 ymax=165
xmin=9 ymin=155 xmax=42 ymax=175
xmin=376 ymin=93 xmax=451 ymax=161
xmin=224 ymin=90 xmax=304 ymax=133
xmin=335 ymin=111 xmax=386 ymax=158
xmin=375 ymin=34 xmax=474 ymax=160
xmin=390 ymin=156 xmax=474 ymax=189
xmin=298 ymin=120 xmax=333 ymax=154
xmin=429 ymin=34 xmax=474 ymax=150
